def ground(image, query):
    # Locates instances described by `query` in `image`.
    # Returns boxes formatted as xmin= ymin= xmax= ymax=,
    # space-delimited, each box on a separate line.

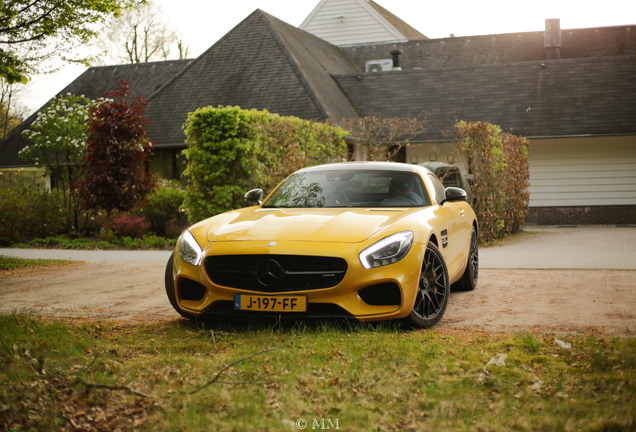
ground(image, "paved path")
xmin=0 ymin=248 xmax=172 ymax=263
xmin=479 ymin=226 xmax=636 ymax=270
xmin=1 ymin=226 xmax=635 ymax=270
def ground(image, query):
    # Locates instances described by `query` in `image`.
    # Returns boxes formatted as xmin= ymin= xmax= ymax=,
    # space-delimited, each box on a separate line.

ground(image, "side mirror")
xmin=440 ymin=187 xmax=467 ymax=205
xmin=244 ymin=188 xmax=263 ymax=205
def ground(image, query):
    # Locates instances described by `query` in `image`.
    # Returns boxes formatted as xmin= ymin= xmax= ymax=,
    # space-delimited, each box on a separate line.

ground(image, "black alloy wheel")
xmin=405 ymin=242 xmax=449 ymax=328
xmin=454 ymin=227 xmax=479 ymax=291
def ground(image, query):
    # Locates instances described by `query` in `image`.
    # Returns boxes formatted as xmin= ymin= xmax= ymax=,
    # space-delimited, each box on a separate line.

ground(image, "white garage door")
xmin=529 ymin=136 xmax=636 ymax=207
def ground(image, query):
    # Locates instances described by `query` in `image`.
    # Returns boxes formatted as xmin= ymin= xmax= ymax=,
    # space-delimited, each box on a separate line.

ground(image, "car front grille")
xmin=204 ymin=255 xmax=347 ymax=293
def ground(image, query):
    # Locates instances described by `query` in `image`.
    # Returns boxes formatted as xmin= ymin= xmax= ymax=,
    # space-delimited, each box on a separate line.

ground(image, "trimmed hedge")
xmin=456 ymin=121 xmax=530 ymax=243
xmin=182 ymin=106 xmax=348 ymax=223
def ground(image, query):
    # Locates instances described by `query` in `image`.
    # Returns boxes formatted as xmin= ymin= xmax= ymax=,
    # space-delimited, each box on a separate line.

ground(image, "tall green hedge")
xmin=456 ymin=121 xmax=530 ymax=243
xmin=182 ymin=106 xmax=348 ymax=223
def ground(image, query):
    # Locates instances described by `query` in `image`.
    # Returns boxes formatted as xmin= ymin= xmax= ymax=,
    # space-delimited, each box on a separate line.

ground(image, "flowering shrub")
xmin=19 ymin=94 xmax=95 ymax=232
xmin=111 ymin=213 xmax=150 ymax=238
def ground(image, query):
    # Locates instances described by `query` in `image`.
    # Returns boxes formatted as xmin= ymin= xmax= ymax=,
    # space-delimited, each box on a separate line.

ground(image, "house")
xmin=299 ymin=0 xmax=427 ymax=46
xmin=1 ymin=0 xmax=634 ymax=224
xmin=0 ymin=60 xmax=194 ymax=188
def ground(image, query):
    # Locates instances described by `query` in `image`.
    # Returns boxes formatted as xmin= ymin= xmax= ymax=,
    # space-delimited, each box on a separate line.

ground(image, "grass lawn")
xmin=1 ymin=314 xmax=634 ymax=431
xmin=0 ymin=255 xmax=78 ymax=271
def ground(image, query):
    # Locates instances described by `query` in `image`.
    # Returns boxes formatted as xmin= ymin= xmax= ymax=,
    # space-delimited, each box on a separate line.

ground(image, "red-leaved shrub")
xmin=111 ymin=213 xmax=150 ymax=238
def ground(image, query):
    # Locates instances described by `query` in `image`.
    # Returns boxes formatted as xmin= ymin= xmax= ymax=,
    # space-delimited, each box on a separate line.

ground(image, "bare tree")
xmin=336 ymin=114 xmax=429 ymax=161
xmin=0 ymin=79 xmax=25 ymax=138
xmin=95 ymin=1 xmax=189 ymax=65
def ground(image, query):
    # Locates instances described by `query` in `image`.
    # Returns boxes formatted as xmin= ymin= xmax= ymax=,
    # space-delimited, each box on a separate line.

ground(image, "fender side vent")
xmin=441 ymin=229 xmax=448 ymax=248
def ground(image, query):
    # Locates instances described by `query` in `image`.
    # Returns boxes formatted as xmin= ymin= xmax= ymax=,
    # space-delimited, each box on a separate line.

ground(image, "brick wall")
xmin=526 ymin=205 xmax=636 ymax=225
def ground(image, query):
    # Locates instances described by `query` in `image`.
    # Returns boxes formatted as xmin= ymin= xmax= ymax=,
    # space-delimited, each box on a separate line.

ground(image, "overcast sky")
xmin=17 ymin=0 xmax=636 ymax=115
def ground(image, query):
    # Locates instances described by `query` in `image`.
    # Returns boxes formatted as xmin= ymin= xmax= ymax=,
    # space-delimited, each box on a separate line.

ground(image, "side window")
xmin=439 ymin=170 xmax=461 ymax=188
xmin=428 ymin=173 xmax=446 ymax=204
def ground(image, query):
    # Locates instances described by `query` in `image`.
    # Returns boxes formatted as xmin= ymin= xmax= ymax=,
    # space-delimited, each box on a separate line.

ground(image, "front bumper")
xmin=171 ymin=239 xmax=425 ymax=322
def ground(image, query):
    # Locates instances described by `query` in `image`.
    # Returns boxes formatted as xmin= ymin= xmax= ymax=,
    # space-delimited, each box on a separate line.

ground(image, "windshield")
xmin=263 ymin=170 xmax=431 ymax=208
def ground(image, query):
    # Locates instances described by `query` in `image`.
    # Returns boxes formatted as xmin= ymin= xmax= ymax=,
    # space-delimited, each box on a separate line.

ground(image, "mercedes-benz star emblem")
xmin=255 ymin=259 xmax=285 ymax=287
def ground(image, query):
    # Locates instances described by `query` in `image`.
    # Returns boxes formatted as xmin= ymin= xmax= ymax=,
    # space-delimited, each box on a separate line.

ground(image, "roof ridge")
xmin=334 ymin=53 xmax=636 ymax=77
xmin=145 ymin=9 xmax=269 ymax=103
xmin=87 ymin=59 xmax=193 ymax=71
xmin=366 ymin=0 xmax=428 ymax=40
xmin=258 ymin=10 xmax=332 ymax=119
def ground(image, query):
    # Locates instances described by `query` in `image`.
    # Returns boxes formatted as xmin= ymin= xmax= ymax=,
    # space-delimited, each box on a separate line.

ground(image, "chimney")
xmin=544 ymin=18 xmax=562 ymax=60
xmin=391 ymin=49 xmax=403 ymax=70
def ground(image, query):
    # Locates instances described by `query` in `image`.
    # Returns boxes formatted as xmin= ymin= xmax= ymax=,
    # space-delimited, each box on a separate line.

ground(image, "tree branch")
xmin=79 ymin=379 xmax=151 ymax=398
xmin=0 ymin=3 xmax=56 ymax=37
xmin=0 ymin=0 xmax=42 ymax=26
xmin=189 ymin=345 xmax=281 ymax=394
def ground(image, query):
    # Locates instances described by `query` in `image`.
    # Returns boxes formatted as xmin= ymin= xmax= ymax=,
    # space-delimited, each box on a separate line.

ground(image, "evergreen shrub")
xmin=182 ymin=106 xmax=348 ymax=223
xmin=143 ymin=181 xmax=187 ymax=238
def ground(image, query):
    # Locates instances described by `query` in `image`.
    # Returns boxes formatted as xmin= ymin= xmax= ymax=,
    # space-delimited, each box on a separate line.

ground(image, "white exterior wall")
xmin=300 ymin=0 xmax=406 ymax=46
xmin=406 ymin=135 xmax=636 ymax=209
xmin=529 ymin=136 xmax=636 ymax=207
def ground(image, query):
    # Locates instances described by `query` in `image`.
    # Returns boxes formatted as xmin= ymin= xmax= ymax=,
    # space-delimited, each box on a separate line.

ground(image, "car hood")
xmin=204 ymin=207 xmax=414 ymax=243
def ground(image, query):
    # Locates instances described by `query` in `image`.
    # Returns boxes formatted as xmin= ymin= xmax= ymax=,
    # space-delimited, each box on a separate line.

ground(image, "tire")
xmin=164 ymin=252 xmax=196 ymax=320
xmin=403 ymin=242 xmax=450 ymax=329
xmin=453 ymin=227 xmax=479 ymax=292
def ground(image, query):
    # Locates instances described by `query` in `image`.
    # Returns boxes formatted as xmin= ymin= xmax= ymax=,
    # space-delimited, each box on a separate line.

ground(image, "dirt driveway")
xmin=1 ymin=227 xmax=635 ymax=335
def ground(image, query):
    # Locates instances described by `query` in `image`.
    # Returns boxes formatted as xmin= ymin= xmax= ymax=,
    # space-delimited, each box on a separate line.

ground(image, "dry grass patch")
xmin=1 ymin=315 xmax=634 ymax=431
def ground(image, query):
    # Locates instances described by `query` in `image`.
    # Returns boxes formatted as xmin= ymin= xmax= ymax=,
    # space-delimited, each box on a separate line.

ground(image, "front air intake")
xmin=178 ymin=278 xmax=207 ymax=301
xmin=358 ymin=283 xmax=402 ymax=306
xmin=205 ymin=255 xmax=347 ymax=293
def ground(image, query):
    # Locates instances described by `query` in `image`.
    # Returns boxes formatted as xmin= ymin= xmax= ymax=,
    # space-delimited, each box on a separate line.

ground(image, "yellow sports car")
xmin=165 ymin=162 xmax=478 ymax=328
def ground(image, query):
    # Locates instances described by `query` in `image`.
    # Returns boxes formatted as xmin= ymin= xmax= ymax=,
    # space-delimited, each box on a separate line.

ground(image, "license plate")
xmin=234 ymin=294 xmax=307 ymax=312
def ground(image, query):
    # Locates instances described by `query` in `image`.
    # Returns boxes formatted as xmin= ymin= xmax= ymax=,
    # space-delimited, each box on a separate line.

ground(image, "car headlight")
xmin=178 ymin=230 xmax=203 ymax=266
xmin=359 ymin=231 xmax=413 ymax=269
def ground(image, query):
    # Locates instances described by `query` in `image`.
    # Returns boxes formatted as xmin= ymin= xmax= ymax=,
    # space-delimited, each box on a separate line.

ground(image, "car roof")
xmin=300 ymin=161 xmax=429 ymax=174
xmin=419 ymin=161 xmax=460 ymax=172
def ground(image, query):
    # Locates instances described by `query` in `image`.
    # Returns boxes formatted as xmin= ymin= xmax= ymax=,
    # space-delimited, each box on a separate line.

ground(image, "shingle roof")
xmin=333 ymin=55 xmax=636 ymax=139
xmin=0 ymin=60 xmax=193 ymax=168
xmin=145 ymin=9 xmax=360 ymax=147
xmin=62 ymin=60 xmax=195 ymax=101
xmin=342 ymin=25 xmax=636 ymax=71
xmin=2 ymin=12 xmax=634 ymax=170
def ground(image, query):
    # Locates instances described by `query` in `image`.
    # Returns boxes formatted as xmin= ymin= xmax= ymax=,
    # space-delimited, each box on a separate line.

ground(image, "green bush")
xmin=143 ymin=181 xmax=187 ymax=238
xmin=142 ymin=235 xmax=171 ymax=249
xmin=182 ymin=106 xmax=348 ymax=223
xmin=456 ymin=121 xmax=530 ymax=243
xmin=95 ymin=241 xmax=117 ymax=250
xmin=120 ymin=236 xmax=144 ymax=250
xmin=0 ymin=187 xmax=65 ymax=245
xmin=20 ymin=235 xmax=174 ymax=251
xmin=26 ymin=237 xmax=93 ymax=250
xmin=27 ymin=237 xmax=61 ymax=247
